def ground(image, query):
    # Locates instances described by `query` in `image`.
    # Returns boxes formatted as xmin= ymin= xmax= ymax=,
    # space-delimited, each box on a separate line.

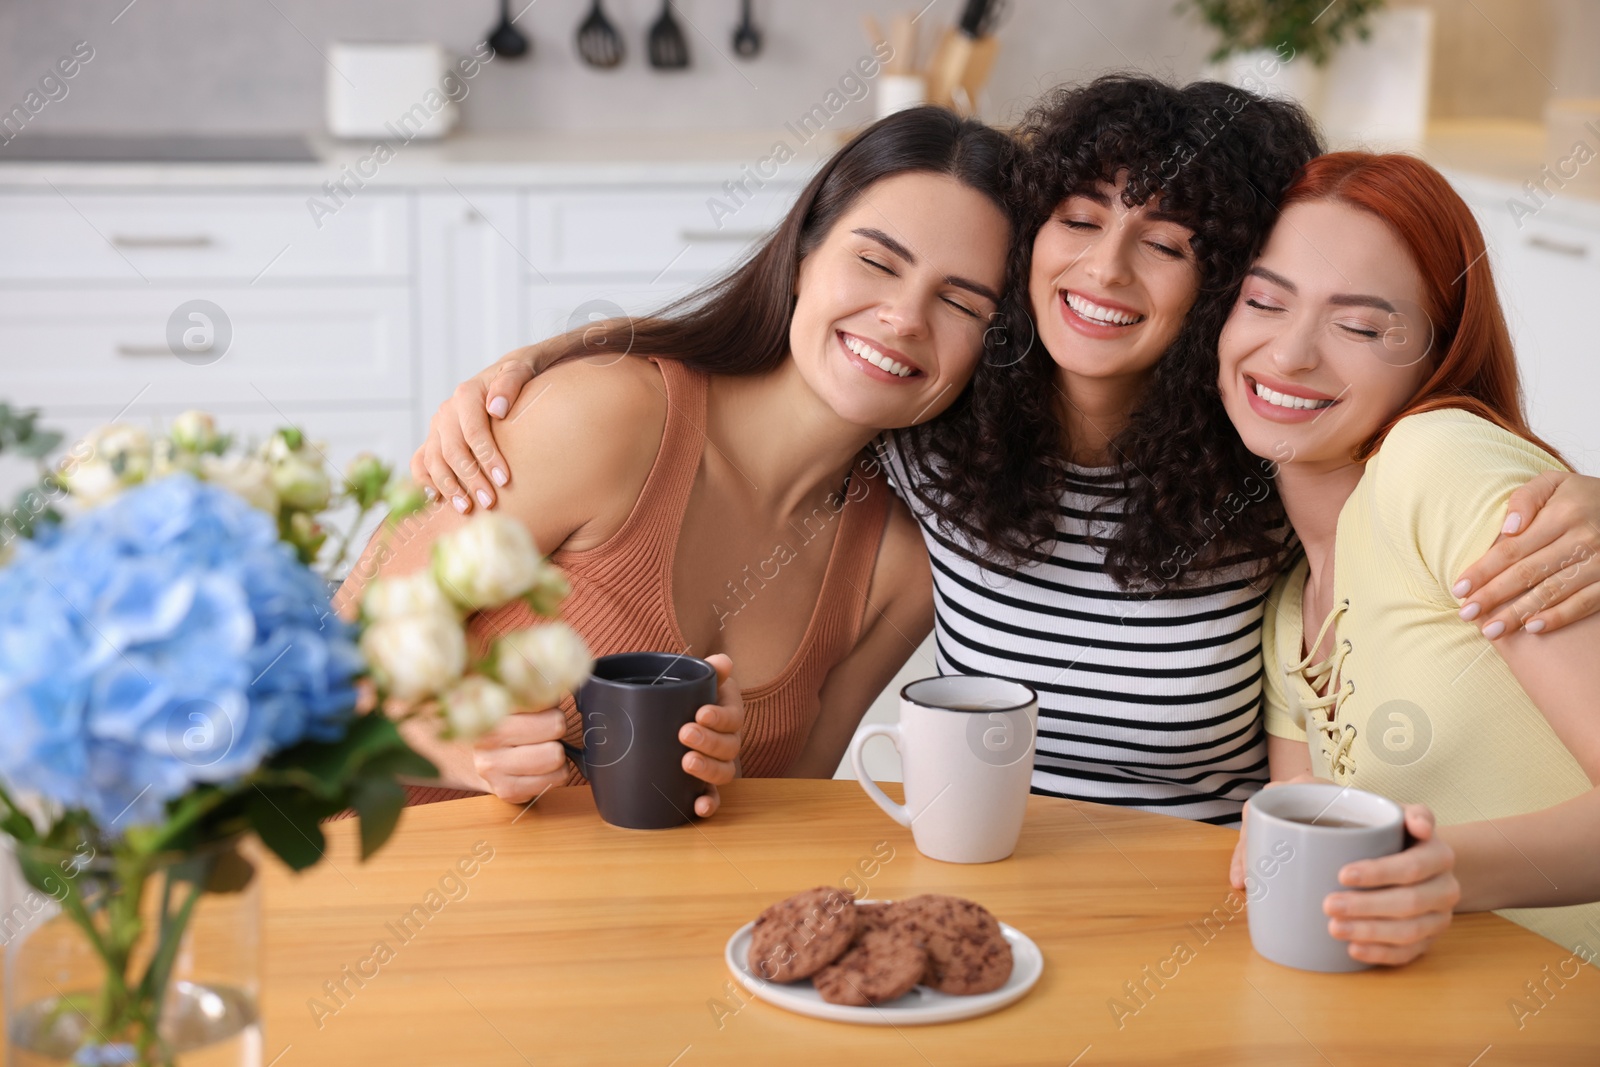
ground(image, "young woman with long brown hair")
xmin=340 ymin=106 xmax=1018 ymax=815
xmin=1223 ymin=152 xmax=1600 ymax=964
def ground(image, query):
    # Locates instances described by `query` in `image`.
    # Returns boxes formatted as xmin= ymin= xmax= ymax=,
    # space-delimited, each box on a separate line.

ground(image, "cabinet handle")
xmin=678 ymin=229 xmax=768 ymax=243
xmin=1526 ymin=234 xmax=1589 ymax=259
xmin=115 ymin=343 xmax=172 ymax=358
xmin=110 ymin=234 xmax=214 ymax=249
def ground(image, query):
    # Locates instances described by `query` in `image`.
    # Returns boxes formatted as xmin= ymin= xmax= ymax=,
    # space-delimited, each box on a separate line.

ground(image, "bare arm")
xmin=341 ymin=358 xmax=752 ymax=806
xmin=1453 ymin=471 xmax=1600 ymax=637
xmin=412 ymin=323 xmax=628 ymax=514
xmin=786 ymin=497 xmax=933 ymax=778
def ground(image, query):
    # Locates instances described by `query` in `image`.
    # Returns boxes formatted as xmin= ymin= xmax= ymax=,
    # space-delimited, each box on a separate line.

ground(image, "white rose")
xmin=270 ymin=452 xmax=332 ymax=512
xmin=440 ymin=675 xmax=516 ymax=740
xmin=359 ymin=611 xmax=467 ymax=702
xmin=152 ymin=438 xmax=201 ymax=478
xmin=199 ymin=453 xmax=280 ymax=515
xmin=170 ymin=410 xmax=221 ymax=453
xmin=524 ymin=562 xmax=572 ymax=618
xmin=492 ymin=623 xmax=593 ymax=708
xmin=361 ymin=570 xmax=457 ymax=623
xmin=432 ymin=512 xmax=544 ymax=611
xmin=65 ymin=424 xmax=152 ymax=504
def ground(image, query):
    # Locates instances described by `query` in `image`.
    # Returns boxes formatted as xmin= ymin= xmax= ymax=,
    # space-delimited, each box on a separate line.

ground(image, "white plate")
xmin=723 ymin=903 xmax=1044 ymax=1026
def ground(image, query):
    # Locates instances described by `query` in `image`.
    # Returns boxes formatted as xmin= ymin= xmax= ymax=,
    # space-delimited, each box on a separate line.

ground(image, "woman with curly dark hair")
xmin=410 ymin=77 xmax=1600 ymax=827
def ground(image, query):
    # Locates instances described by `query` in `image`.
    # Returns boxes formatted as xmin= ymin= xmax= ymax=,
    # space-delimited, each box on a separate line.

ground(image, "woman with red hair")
xmin=1224 ymin=152 xmax=1600 ymax=964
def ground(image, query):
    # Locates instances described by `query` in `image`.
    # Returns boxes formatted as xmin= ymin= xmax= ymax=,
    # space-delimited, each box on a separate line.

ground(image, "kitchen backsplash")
xmin=0 ymin=0 xmax=1592 ymax=136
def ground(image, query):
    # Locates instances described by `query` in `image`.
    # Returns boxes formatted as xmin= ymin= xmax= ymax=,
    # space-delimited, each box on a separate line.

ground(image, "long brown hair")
xmin=1278 ymin=151 xmax=1564 ymax=465
xmin=558 ymin=106 xmax=1019 ymax=377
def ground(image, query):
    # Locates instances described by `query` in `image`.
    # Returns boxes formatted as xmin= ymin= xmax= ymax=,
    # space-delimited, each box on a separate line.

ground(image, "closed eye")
xmin=861 ymin=255 xmax=895 ymax=274
xmin=1339 ymin=324 xmax=1382 ymax=339
xmin=942 ymin=296 xmax=981 ymax=318
xmin=1245 ymin=298 xmax=1283 ymax=312
xmin=1148 ymin=241 xmax=1184 ymax=259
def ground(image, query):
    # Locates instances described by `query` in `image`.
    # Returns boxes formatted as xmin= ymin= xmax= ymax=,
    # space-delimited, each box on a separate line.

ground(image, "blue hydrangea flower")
xmin=0 ymin=475 xmax=361 ymax=830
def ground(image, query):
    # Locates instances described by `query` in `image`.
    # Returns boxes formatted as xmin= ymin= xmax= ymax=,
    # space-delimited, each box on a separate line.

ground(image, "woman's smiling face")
xmin=789 ymin=170 xmax=1010 ymax=430
xmin=1029 ymin=173 xmax=1202 ymax=387
xmin=1217 ymin=198 xmax=1434 ymax=468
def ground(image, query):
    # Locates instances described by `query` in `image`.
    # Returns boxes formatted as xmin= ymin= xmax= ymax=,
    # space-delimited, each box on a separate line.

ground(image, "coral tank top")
xmin=468 ymin=357 xmax=891 ymax=780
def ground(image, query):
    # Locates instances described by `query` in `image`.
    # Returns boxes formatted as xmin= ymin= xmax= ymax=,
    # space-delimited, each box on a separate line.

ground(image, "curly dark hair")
xmin=892 ymin=74 xmax=1323 ymax=588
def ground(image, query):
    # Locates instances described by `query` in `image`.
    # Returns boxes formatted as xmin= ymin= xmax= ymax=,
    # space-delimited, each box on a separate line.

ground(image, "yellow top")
xmin=1262 ymin=408 xmax=1600 ymax=954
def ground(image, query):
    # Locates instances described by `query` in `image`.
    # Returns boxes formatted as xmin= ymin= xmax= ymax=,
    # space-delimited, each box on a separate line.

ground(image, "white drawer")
xmin=0 ymin=286 xmax=413 ymax=409
xmin=524 ymin=186 xmax=798 ymax=278
xmin=521 ymin=278 xmax=701 ymax=348
xmin=0 ymin=192 xmax=411 ymax=281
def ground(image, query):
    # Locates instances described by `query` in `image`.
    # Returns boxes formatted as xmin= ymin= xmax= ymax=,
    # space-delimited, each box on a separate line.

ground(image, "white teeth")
xmin=1253 ymin=381 xmax=1334 ymax=411
xmin=1065 ymin=291 xmax=1144 ymax=326
xmin=842 ymin=334 xmax=914 ymax=378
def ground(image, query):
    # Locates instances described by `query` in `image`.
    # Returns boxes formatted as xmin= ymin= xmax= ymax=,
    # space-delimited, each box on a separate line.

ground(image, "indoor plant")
xmin=0 ymin=409 xmax=591 ymax=1065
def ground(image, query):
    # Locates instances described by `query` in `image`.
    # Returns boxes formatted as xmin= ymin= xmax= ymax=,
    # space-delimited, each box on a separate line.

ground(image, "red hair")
xmin=1277 ymin=151 xmax=1563 ymax=465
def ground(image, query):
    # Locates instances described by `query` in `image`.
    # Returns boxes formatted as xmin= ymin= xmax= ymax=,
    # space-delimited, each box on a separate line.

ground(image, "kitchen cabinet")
xmin=0 ymin=155 xmax=808 ymax=505
xmin=416 ymin=191 xmax=524 ymax=421
xmin=1454 ymin=171 xmax=1600 ymax=472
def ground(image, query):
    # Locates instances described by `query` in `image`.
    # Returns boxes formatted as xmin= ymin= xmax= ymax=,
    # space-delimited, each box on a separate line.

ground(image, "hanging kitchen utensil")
xmin=576 ymin=0 xmax=624 ymax=68
xmin=732 ymin=0 xmax=762 ymax=59
xmin=647 ymin=0 xmax=690 ymax=70
xmin=485 ymin=0 xmax=531 ymax=59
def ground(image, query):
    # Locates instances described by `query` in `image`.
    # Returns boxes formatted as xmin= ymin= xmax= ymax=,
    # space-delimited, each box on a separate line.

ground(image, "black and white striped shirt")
xmin=881 ymin=438 xmax=1270 ymax=826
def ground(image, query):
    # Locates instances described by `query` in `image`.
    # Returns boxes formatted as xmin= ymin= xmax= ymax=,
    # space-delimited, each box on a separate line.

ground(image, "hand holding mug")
xmin=1324 ymin=804 xmax=1459 ymax=966
xmin=471 ymin=652 xmax=744 ymax=818
xmin=680 ymin=653 xmax=745 ymax=817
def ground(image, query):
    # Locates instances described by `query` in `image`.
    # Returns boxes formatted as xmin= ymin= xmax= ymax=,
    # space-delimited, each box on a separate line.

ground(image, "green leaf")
xmin=349 ymin=776 xmax=407 ymax=860
xmin=246 ymin=789 xmax=328 ymax=872
xmin=262 ymin=712 xmax=414 ymax=796
xmin=361 ymin=744 xmax=440 ymax=783
xmin=203 ymin=845 xmax=257 ymax=894
xmin=15 ymin=849 xmax=68 ymax=899
xmin=17 ymin=430 xmax=62 ymax=458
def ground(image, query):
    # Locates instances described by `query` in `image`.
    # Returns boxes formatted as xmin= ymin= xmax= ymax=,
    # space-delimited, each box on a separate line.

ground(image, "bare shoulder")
xmin=489 ymin=356 xmax=674 ymax=552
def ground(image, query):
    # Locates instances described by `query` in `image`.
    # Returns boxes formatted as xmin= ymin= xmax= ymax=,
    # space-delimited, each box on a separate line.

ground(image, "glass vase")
xmin=3 ymin=837 xmax=261 ymax=1067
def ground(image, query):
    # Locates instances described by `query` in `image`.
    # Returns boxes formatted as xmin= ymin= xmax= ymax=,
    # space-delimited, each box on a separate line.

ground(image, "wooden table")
xmin=261 ymin=780 xmax=1600 ymax=1066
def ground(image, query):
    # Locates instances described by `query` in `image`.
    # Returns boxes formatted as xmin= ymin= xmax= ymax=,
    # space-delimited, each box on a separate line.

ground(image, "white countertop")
xmin=0 ymin=122 xmax=1593 ymax=232
xmin=0 ymin=130 xmax=838 ymax=189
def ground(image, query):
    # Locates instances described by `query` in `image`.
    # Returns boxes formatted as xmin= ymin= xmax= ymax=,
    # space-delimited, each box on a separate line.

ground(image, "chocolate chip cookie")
xmin=854 ymin=900 xmax=899 ymax=933
xmin=893 ymin=894 xmax=1013 ymax=995
xmin=812 ymin=926 xmax=928 ymax=1006
xmin=747 ymin=887 xmax=858 ymax=982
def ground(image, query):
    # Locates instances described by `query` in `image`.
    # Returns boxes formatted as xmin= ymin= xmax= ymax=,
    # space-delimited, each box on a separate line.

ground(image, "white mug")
xmin=848 ymin=675 xmax=1038 ymax=863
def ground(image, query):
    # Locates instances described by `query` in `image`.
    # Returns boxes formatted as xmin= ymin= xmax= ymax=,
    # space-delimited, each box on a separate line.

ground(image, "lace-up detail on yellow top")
xmin=1284 ymin=598 xmax=1357 ymax=782
xmin=1260 ymin=410 xmax=1600 ymax=953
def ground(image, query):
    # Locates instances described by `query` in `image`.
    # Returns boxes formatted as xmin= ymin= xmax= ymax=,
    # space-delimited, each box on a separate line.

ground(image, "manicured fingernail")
xmin=423 ymin=485 xmax=437 ymax=501
xmin=488 ymin=396 xmax=509 ymax=418
xmin=1483 ymin=620 xmax=1506 ymax=639
xmin=491 ymin=467 xmax=507 ymax=486
xmin=1503 ymin=512 xmax=1523 ymax=534
xmin=1451 ymin=578 xmax=1471 ymax=598
xmin=452 ymin=495 xmax=469 ymax=513
xmin=1526 ymin=618 xmax=1546 ymax=633
xmin=1458 ymin=602 xmax=1480 ymax=621
xmin=475 ymin=489 xmax=492 ymax=509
